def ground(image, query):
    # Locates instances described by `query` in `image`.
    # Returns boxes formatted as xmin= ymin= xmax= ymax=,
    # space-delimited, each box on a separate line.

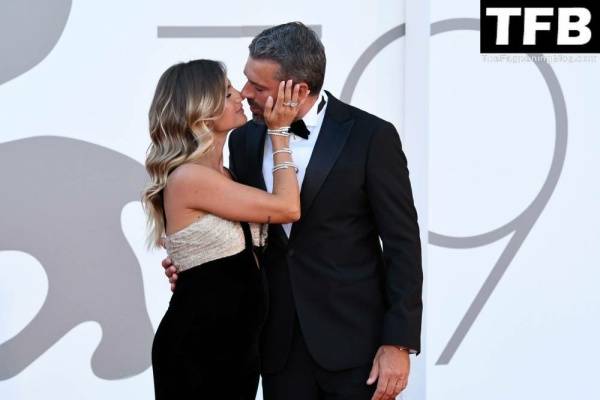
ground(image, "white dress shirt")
xmin=262 ymin=92 xmax=328 ymax=237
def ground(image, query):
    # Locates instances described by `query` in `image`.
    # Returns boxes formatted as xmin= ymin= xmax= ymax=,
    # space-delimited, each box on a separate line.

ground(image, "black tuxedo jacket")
xmin=228 ymin=92 xmax=422 ymax=374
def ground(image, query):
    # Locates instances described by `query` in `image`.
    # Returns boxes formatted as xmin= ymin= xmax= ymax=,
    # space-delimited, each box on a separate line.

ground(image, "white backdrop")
xmin=427 ymin=1 xmax=600 ymax=399
xmin=0 ymin=0 xmax=598 ymax=399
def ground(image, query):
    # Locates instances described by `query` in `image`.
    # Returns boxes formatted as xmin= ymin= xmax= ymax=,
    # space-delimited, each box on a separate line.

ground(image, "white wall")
xmin=427 ymin=1 xmax=600 ymax=399
xmin=1 ymin=1 xmax=598 ymax=399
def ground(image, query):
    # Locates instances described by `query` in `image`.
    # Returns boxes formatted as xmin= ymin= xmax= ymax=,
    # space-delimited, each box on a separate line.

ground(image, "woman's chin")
xmin=224 ymin=115 xmax=248 ymax=132
xmin=236 ymin=115 xmax=248 ymax=127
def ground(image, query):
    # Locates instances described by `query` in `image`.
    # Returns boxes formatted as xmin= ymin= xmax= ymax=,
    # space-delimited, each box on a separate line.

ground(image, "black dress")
xmin=152 ymin=220 xmax=267 ymax=399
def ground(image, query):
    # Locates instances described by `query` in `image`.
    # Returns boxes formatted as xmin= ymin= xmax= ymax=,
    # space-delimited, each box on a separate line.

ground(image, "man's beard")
xmin=252 ymin=113 xmax=265 ymax=124
xmin=248 ymin=100 xmax=265 ymax=124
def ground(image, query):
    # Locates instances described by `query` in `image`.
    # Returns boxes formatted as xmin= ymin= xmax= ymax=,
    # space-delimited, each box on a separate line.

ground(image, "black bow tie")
xmin=289 ymin=119 xmax=310 ymax=139
xmin=287 ymin=96 xmax=326 ymax=140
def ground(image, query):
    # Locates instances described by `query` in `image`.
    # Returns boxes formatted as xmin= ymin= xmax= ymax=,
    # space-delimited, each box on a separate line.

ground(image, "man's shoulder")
xmin=229 ymin=120 xmax=262 ymax=146
xmin=230 ymin=120 xmax=253 ymax=137
xmin=325 ymin=91 xmax=392 ymax=131
xmin=346 ymin=104 xmax=390 ymax=128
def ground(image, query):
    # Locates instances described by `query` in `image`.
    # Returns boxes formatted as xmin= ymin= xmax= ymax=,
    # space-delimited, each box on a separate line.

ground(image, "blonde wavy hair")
xmin=142 ymin=60 xmax=227 ymax=248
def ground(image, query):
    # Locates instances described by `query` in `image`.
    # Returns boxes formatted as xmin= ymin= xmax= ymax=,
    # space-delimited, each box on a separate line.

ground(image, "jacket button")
xmin=288 ymin=249 xmax=295 ymax=257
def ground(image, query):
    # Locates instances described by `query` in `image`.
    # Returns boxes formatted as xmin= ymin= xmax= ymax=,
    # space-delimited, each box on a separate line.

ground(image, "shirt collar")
xmin=302 ymin=91 xmax=327 ymax=128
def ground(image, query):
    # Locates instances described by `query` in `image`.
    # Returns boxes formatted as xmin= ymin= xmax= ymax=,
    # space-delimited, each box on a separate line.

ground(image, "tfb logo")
xmin=481 ymin=1 xmax=600 ymax=53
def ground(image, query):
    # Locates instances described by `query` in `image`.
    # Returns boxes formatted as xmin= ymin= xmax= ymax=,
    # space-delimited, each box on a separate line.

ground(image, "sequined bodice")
xmin=164 ymin=214 xmax=267 ymax=273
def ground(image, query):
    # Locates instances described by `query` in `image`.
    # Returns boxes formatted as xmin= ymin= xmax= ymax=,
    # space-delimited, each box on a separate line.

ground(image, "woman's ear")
xmin=192 ymin=119 xmax=212 ymax=136
xmin=202 ymin=118 xmax=214 ymax=130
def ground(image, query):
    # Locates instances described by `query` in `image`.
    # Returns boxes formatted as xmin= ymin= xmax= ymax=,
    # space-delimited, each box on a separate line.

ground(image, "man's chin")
xmin=252 ymin=114 xmax=265 ymax=125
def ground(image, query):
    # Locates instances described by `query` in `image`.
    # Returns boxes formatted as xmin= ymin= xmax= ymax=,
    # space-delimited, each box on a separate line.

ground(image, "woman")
xmin=142 ymin=59 xmax=306 ymax=399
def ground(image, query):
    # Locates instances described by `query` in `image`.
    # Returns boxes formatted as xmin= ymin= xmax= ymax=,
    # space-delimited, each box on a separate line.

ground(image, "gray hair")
xmin=249 ymin=22 xmax=326 ymax=93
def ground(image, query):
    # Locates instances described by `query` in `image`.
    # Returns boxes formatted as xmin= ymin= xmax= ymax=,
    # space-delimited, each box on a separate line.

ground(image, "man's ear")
xmin=297 ymin=83 xmax=312 ymax=102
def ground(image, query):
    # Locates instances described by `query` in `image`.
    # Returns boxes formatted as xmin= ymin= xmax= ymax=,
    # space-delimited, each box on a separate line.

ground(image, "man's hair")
xmin=249 ymin=22 xmax=326 ymax=93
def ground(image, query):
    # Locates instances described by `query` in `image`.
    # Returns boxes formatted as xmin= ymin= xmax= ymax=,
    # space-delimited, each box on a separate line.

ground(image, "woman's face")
xmin=212 ymin=80 xmax=247 ymax=133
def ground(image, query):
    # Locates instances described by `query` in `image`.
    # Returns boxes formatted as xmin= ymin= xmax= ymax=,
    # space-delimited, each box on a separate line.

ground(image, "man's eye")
xmin=255 ymin=88 xmax=263 ymax=93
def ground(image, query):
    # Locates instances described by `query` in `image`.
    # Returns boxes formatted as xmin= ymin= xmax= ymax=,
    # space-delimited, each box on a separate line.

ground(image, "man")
xmin=163 ymin=22 xmax=422 ymax=400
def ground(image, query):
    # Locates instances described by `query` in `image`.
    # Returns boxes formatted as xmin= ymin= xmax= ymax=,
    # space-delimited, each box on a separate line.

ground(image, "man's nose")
xmin=240 ymin=82 xmax=253 ymax=99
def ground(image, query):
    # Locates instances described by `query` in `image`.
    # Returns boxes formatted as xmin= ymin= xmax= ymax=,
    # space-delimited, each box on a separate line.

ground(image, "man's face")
xmin=241 ymin=57 xmax=282 ymax=122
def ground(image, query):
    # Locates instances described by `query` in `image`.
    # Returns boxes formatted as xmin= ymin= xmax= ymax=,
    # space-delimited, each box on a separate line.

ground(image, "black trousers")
xmin=262 ymin=315 xmax=376 ymax=400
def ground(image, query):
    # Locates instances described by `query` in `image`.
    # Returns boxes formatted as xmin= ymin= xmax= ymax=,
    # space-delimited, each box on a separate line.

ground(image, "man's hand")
xmin=367 ymin=345 xmax=410 ymax=400
xmin=162 ymin=257 xmax=178 ymax=292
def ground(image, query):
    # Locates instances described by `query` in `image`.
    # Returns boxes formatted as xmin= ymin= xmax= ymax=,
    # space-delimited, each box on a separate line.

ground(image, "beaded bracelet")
xmin=267 ymin=127 xmax=291 ymax=137
xmin=272 ymin=162 xmax=298 ymax=173
xmin=272 ymin=148 xmax=292 ymax=156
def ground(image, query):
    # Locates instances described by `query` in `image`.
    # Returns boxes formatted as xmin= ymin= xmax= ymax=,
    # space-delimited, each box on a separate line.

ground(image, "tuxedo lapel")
xmin=244 ymin=122 xmax=268 ymax=191
xmin=290 ymin=92 xmax=354 ymax=240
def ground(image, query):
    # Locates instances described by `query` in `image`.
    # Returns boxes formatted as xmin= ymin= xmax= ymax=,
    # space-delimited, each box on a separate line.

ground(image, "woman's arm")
xmin=166 ymin=163 xmax=299 ymax=224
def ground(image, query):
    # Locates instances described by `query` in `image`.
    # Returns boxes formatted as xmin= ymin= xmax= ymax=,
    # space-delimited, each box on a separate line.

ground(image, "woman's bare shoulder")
xmin=165 ymin=163 xmax=222 ymax=193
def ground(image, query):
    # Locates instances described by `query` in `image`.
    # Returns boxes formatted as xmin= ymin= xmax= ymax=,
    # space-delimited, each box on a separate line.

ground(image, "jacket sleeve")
xmin=365 ymin=120 xmax=423 ymax=354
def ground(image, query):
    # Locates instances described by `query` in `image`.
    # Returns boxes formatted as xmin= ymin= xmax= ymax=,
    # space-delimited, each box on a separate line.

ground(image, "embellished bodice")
xmin=164 ymin=214 xmax=267 ymax=273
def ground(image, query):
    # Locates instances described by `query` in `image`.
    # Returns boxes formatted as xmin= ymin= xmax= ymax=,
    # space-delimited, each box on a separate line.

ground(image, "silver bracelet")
xmin=272 ymin=148 xmax=292 ymax=156
xmin=268 ymin=131 xmax=289 ymax=137
xmin=273 ymin=165 xmax=298 ymax=173
xmin=272 ymin=162 xmax=298 ymax=173
xmin=273 ymin=161 xmax=297 ymax=170
xmin=267 ymin=127 xmax=291 ymax=137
